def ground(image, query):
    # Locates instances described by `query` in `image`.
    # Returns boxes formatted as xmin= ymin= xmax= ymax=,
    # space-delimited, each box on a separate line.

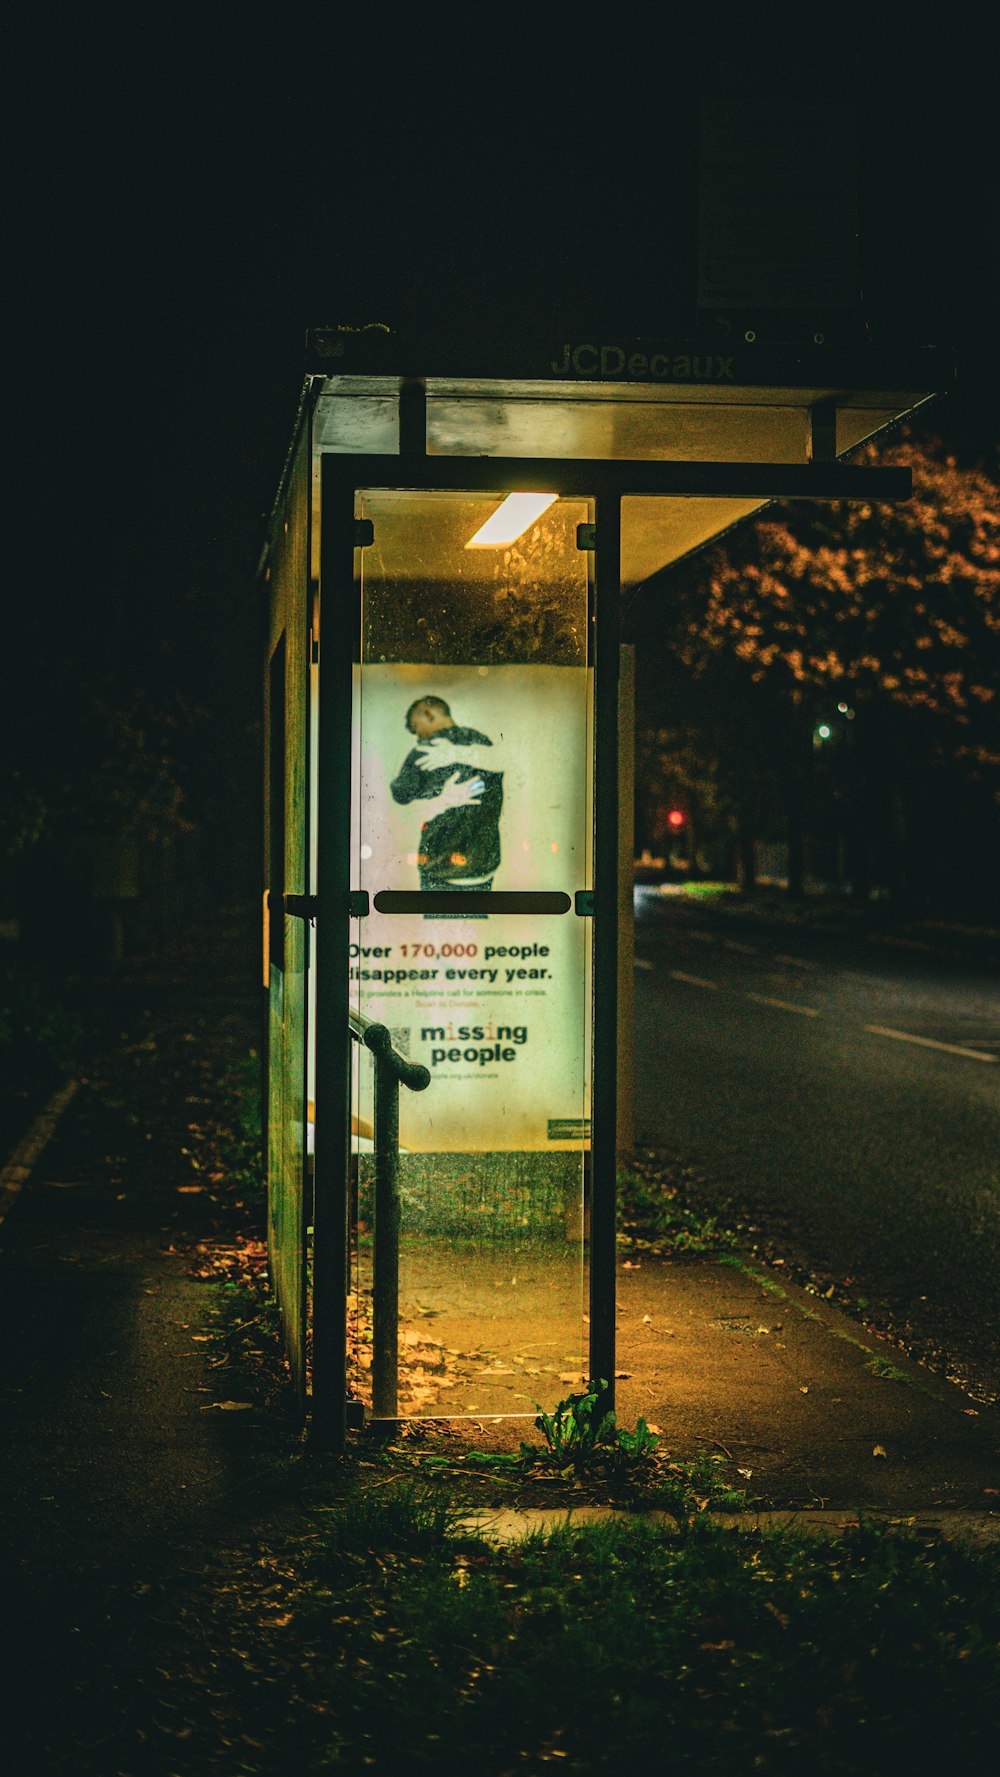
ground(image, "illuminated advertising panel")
xmin=352 ymin=662 xmax=590 ymax=1151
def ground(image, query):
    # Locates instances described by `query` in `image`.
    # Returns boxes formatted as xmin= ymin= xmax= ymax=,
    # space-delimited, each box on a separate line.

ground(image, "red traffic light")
xmin=667 ymin=809 xmax=685 ymax=829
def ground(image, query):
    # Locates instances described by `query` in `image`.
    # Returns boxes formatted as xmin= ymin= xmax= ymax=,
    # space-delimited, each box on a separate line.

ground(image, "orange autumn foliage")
xmin=682 ymin=431 xmax=999 ymax=763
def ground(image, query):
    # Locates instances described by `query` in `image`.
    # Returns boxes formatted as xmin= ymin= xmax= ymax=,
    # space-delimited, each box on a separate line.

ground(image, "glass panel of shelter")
xmin=348 ymin=488 xmax=593 ymax=1419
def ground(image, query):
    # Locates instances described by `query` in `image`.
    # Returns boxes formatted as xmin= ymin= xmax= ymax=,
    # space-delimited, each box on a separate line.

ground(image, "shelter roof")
xmin=300 ymin=328 xmax=950 ymax=584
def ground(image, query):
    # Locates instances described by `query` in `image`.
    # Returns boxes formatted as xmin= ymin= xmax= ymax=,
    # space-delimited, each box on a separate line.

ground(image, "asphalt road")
xmin=633 ymin=891 xmax=1000 ymax=1401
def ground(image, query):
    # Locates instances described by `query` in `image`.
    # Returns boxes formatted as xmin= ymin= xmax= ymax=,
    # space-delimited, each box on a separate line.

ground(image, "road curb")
xmin=0 ymin=1079 xmax=79 ymax=1226
xmin=463 ymin=1504 xmax=1000 ymax=1546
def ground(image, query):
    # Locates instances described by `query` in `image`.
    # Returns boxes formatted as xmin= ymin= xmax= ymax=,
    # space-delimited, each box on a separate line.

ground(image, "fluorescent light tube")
xmin=465 ymin=492 xmax=558 ymax=547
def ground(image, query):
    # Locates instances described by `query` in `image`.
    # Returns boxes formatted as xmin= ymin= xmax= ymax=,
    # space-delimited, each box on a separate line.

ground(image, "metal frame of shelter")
xmin=263 ymin=337 xmax=943 ymax=1452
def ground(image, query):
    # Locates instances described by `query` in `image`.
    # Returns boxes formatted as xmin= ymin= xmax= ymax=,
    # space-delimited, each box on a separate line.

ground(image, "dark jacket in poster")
xmin=389 ymin=725 xmax=503 ymax=883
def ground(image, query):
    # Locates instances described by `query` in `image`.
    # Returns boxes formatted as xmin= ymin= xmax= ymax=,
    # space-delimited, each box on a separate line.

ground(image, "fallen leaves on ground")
xmin=188 ymin=1237 xmax=268 ymax=1286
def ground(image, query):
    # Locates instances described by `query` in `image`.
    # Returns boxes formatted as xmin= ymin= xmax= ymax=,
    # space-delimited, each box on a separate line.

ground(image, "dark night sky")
xmin=8 ymin=10 xmax=998 ymax=883
xmin=15 ymin=17 xmax=999 ymax=580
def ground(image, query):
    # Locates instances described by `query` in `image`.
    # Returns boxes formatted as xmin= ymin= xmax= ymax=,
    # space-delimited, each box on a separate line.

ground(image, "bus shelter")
xmin=262 ymin=329 xmax=945 ymax=1448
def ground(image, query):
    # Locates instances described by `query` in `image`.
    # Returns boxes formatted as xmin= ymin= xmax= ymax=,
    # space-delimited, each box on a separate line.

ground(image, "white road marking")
xmin=686 ymin=930 xmax=716 ymax=944
xmin=863 ymin=1025 xmax=998 ymax=1064
xmin=634 ymin=957 xmax=654 ymax=971
xmin=670 ymin=970 xmax=720 ymax=990
xmin=746 ymin=993 xmax=820 ymax=1017
xmin=723 ymin=939 xmax=758 ymax=954
xmin=773 ymin=953 xmax=819 ymax=971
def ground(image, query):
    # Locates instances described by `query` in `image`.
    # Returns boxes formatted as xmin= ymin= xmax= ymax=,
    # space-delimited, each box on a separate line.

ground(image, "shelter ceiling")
xmin=311 ymin=376 xmax=935 ymax=584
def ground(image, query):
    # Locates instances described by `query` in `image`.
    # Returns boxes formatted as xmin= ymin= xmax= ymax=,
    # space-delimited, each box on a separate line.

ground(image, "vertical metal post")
xmin=312 ymin=461 xmax=357 ymax=1451
xmin=399 ymin=377 xmax=427 ymax=456
xmin=369 ymin=1039 xmax=401 ymax=1419
xmin=589 ymin=495 xmax=621 ymax=1405
xmin=617 ymin=644 xmax=636 ymax=1159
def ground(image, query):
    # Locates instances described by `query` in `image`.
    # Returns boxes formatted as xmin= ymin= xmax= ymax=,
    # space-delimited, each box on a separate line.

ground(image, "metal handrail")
xmin=348 ymin=1011 xmax=430 ymax=1418
xmin=348 ymin=1007 xmax=431 ymax=1091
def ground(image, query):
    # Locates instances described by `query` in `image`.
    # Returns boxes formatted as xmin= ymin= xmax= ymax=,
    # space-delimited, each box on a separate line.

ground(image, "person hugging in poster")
xmin=390 ymin=696 xmax=505 ymax=892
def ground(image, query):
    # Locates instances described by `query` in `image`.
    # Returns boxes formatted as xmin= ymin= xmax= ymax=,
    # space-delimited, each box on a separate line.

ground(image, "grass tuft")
xmin=617 ymin=1163 xmax=736 ymax=1255
xmin=311 ymin=1482 xmax=480 ymax=1576
xmin=865 ymin=1352 xmax=911 ymax=1384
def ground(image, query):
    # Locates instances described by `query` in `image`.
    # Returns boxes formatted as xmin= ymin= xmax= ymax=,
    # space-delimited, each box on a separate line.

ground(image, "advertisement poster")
xmin=351 ymin=663 xmax=591 ymax=1152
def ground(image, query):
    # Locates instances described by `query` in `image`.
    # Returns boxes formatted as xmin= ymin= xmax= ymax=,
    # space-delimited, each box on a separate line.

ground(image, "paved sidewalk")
xmin=0 ymin=982 xmax=272 ymax=1575
xmin=449 ymin=1251 xmax=1000 ymax=1520
xmin=2 ymin=1082 xmax=997 ymax=1559
xmin=0 ymin=956 xmax=298 ymax=1772
xmin=613 ymin=1253 xmax=1000 ymax=1515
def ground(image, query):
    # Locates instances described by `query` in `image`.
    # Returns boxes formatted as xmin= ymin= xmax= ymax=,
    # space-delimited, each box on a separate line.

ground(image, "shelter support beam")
xmin=590 ymin=497 xmax=621 ymax=1406
xmin=617 ymin=645 xmax=635 ymax=1158
xmin=312 ymin=468 xmax=358 ymax=1452
xmin=809 ymin=400 xmax=838 ymax=463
